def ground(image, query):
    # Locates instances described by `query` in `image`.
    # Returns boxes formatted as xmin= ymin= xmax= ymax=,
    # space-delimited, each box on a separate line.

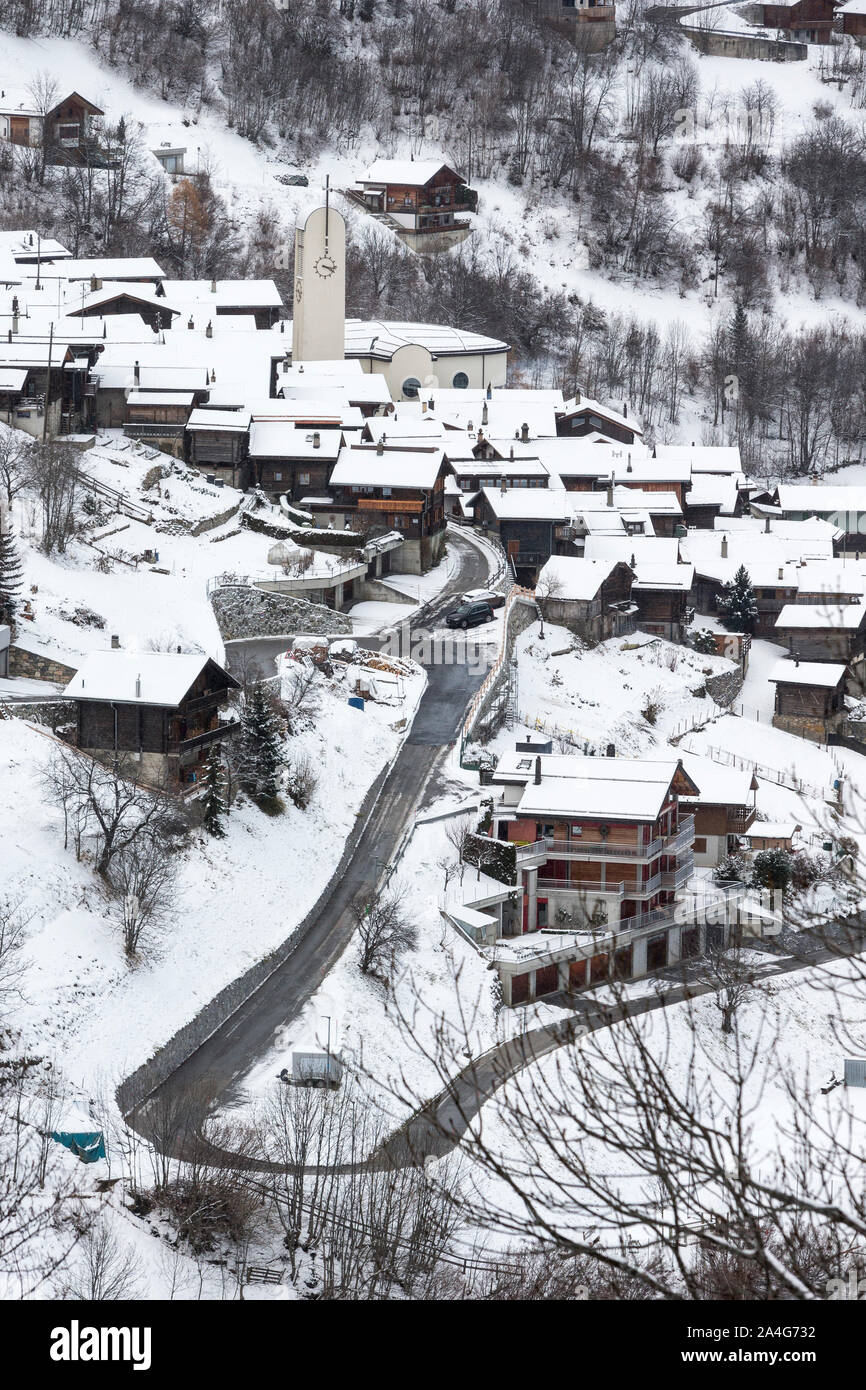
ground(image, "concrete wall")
xmin=683 ymin=25 xmax=807 ymax=59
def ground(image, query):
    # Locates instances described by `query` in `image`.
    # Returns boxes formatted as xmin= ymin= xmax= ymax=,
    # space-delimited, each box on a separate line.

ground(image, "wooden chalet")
xmin=838 ymin=0 xmax=866 ymax=37
xmin=759 ymin=0 xmax=837 ymax=39
xmin=185 ymin=408 xmax=252 ymax=489
xmin=0 ymin=89 xmax=104 ymax=164
xmin=774 ymin=603 xmax=866 ymax=666
xmin=64 ymin=651 xmax=239 ymax=792
xmin=556 ymin=394 xmax=641 ymax=446
xmin=248 ymin=420 xmax=342 ymax=499
xmin=536 ymin=555 xmax=636 ymax=642
xmin=770 ymin=659 xmax=848 ymax=744
xmin=353 ymin=160 xmax=475 ymax=239
xmin=678 ymin=754 xmax=757 ymax=868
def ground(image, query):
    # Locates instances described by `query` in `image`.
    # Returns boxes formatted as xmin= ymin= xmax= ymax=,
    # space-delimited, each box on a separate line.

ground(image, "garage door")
xmin=535 ymin=964 xmax=558 ymax=997
xmin=511 ymin=972 xmax=530 ymax=1005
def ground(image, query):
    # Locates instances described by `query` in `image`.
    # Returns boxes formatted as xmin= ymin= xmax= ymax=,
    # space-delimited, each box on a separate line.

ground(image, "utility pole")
xmin=42 ymin=321 xmax=54 ymax=444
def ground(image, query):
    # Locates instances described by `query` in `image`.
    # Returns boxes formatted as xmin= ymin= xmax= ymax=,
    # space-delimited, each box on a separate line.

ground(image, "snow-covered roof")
xmin=584 ymin=535 xmax=680 ymax=567
xmin=162 ymin=278 xmax=283 ymax=309
xmin=657 ymin=444 xmax=742 ymax=475
xmin=838 ymin=0 xmax=866 ymax=13
xmin=776 ymin=603 xmax=866 ymax=631
xmin=0 ymin=368 xmax=27 ymax=392
xmin=537 ymin=555 xmax=624 ymax=600
xmin=344 ymin=318 xmax=508 ymax=360
xmin=330 ymin=446 xmax=445 ymax=490
xmin=479 ymin=487 xmax=571 ymax=521
xmin=186 ymin=407 xmax=251 ymax=432
xmin=66 ymin=282 xmax=179 ymax=316
xmin=494 ymin=752 xmax=696 ymax=822
xmin=560 ymin=395 xmax=643 ymax=437
xmin=686 ymin=473 xmax=740 ymax=514
xmin=742 ymin=821 xmax=802 ymax=840
xmin=0 ymin=230 xmax=72 ymax=262
xmin=63 ymin=652 xmax=226 ymax=707
xmin=631 ymin=562 xmax=694 ymax=592
xmin=53 ymin=257 xmax=166 ymax=282
xmin=795 ymin=562 xmax=866 ymax=596
xmin=777 ymin=485 xmax=866 ymax=515
xmin=249 ymin=421 xmax=342 ymax=460
xmin=126 ymin=390 xmax=194 ymax=407
xmin=361 ymin=158 xmax=463 ymax=186
xmin=768 ymin=659 xmax=848 ymax=688
xmin=678 ymin=752 xmax=755 ymax=805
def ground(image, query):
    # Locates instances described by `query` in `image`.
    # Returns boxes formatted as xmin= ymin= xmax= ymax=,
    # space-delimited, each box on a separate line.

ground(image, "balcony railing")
xmin=536 ymin=878 xmax=626 ymax=898
xmin=662 ymin=858 xmax=695 ymax=891
xmin=175 ymin=724 xmax=236 ymax=757
xmin=521 ymin=818 xmax=694 ymax=863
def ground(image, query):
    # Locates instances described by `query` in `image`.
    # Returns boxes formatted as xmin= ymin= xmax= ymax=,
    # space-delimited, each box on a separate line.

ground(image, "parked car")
xmin=445 ymin=600 xmax=495 ymax=630
xmin=462 ymin=588 xmax=505 ymax=609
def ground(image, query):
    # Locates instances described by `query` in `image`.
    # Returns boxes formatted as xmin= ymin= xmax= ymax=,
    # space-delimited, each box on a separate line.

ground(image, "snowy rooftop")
xmin=656 ymin=444 xmax=742 ymax=475
xmin=249 ymin=421 xmax=342 ymax=460
xmin=479 ymin=486 xmax=571 ymax=520
xmin=45 ymin=256 xmax=166 ymax=281
xmin=537 ymin=555 xmax=623 ymax=599
xmin=162 ymin=279 xmax=284 ymax=309
xmin=0 ymin=230 xmax=71 ymax=261
xmin=776 ymin=603 xmax=866 ymax=631
xmin=330 ymin=445 xmax=445 ymax=489
xmin=186 ymin=408 xmax=251 ymax=431
xmin=344 ymin=318 xmax=509 ymax=359
xmin=768 ymin=659 xmax=848 ymax=688
xmin=361 ymin=158 xmax=463 ymax=186
xmin=678 ymin=752 xmax=756 ymax=805
xmin=584 ymin=535 xmax=680 ymax=567
xmin=631 ymin=562 xmax=694 ymax=592
xmin=777 ymin=485 xmax=866 ymax=514
xmin=561 ymin=394 xmax=643 ymax=436
xmin=494 ymin=752 xmax=695 ymax=821
xmin=63 ymin=652 xmax=225 ymax=707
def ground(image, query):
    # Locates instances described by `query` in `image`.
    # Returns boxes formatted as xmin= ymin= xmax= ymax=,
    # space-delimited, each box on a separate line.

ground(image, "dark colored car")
xmin=444 ymin=600 xmax=494 ymax=630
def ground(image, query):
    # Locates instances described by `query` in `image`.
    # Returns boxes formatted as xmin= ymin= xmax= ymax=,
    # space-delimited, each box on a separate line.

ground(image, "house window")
xmin=402 ymin=377 xmax=421 ymax=399
xmin=570 ymin=825 xmax=583 ymax=836
xmin=274 ymin=472 xmax=282 ymax=481
xmin=694 ymin=837 xmax=708 ymax=854
xmin=298 ymin=472 xmax=310 ymax=486
xmin=452 ymin=371 xmax=469 ymax=389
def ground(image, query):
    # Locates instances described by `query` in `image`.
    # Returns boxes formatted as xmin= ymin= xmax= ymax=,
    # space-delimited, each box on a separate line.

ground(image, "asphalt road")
xmin=129 ymin=527 xmax=495 ymax=1137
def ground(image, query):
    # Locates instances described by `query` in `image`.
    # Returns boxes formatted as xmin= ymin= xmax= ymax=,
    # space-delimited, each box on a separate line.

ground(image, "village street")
xmin=129 ymin=526 xmax=495 ymax=1131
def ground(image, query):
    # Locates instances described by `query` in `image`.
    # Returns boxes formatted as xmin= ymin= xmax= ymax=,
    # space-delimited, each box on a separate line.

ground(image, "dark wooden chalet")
xmin=775 ymin=603 xmax=866 ymax=665
xmin=838 ymin=1 xmax=866 ymax=37
xmin=556 ymin=394 xmax=641 ymax=446
xmin=759 ymin=0 xmax=837 ymax=40
xmin=64 ymin=651 xmax=239 ymax=792
xmin=0 ymin=90 xmax=104 ymax=165
xmin=185 ymin=408 xmax=252 ymax=489
xmin=248 ymin=420 xmax=342 ymax=499
xmin=537 ymin=557 xmax=636 ymax=642
xmin=770 ymin=659 xmax=848 ymax=743
xmin=354 ymin=160 xmax=475 ymax=236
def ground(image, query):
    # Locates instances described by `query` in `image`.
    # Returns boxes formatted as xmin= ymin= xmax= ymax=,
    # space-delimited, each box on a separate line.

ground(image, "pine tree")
xmin=718 ymin=564 xmax=758 ymax=634
xmin=201 ymin=749 xmax=227 ymax=838
xmin=238 ymin=687 xmax=285 ymax=810
xmin=0 ymin=523 xmax=24 ymax=633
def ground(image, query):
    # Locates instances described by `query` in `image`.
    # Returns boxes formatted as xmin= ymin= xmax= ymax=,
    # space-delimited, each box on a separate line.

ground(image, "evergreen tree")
xmin=0 ymin=523 xmax=24 ymax=633
xmin=238 ymin=686 xmax=285 ymax=810
xmin=201 ymin=749 xmax=227 ymax=838
xmin=718 ymin=564 xmax=758 ymax=634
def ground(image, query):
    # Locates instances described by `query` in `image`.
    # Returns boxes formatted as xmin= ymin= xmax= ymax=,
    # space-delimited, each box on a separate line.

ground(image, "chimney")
xmin=110 ymin=634 xmax=120 ymax=649
xmin=11 ymin=311 xmax=18 ymax=335
xmin=606 ymin=743 xmax=616 ymax=758
xmin=421 ymin=400 xmax=427 ymax=414
xmin=90 ymin=274 xmax=98 ymax=292
xmin=534 ymin=756 xmax=541 ymax=785
xmin=778 ymin=566 xmax=784 ymax=581
xmin=486 ymin=382 xmax=492 ymax=400
xmin=765 ymin=516 xmax=771 ymax=533
xmin=188 ymin=316 xmax=194 ymax=330
xmin=210 ymin=368 xmax=216 ymax=383
xmin=521 ymin=422 xmax=529 ymax=444
xmin=428 ymin=396 xmax=434 ymax=411
xmin=482 ymin=402 xmax=488 ymax=426
xmin=312 ymin=431 xmax=320 ymax=449
xmin=206 ymin=320 xmax=213 ymax=339
xmin=626 ymin=452 xmax=632 ymax=473
xmin=135 ymin=674 xmax=141 ymax=699
xmin=210 ymin=277 xmax=217 ymax=293
xmin=509 ymin=445 xmax=514 ymax=462
xmin=377 ymin=437 xmax=384 ymax=455
xmin=133 ymin=360 xmax=140 ymax=386
xmin=721 ymin=535 xmax=728 ymax=558
xmin=623 ymin=403 xmax=627 ymax=418
xmin=500 ymin=476 xmax=507 ymax=495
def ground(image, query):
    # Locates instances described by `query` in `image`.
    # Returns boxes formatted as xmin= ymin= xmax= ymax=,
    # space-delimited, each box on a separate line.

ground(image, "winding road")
xmin=129 ymin=526 xmax=496 ymax=1136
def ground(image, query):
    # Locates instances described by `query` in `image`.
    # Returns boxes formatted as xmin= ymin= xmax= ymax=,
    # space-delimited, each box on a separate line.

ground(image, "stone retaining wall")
xmin=705 ymin=667 xmax=745 ymax=708
xmin=9 ymin=646 xmax=77 ymax=683
xmin=210 ymin=584 xmax=352 ymax=640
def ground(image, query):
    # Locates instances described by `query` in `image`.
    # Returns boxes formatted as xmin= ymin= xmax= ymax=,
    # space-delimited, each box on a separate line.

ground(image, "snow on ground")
xmin=1 ymin=656 xmax=425 ymax=1104
xmin=487 ymin=621 xmax=735 ymax=759
xmin=456 ymin=954 xmax=866 ymax=1250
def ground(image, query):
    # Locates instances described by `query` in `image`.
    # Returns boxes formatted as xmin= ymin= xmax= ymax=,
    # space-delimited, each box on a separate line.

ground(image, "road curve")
xmin=128 ymin=527 xmax=495 ymax=1138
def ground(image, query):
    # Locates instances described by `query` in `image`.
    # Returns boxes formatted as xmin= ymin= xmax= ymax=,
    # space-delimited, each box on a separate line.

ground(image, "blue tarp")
xmin=51 ymin=1130 xmax=106 ymax=1163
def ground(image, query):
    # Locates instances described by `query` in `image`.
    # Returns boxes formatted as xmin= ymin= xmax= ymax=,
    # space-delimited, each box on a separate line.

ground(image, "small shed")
xmin=769 ymin=659 xmax=847 ymax=743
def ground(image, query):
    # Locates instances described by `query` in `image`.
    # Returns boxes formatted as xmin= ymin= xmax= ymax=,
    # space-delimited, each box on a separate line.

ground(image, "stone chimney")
xmin=188 ymin=316 xmax=194 ymax=330
xmin=520 ymin=422 xmax=529 ymax=444
xmin=312 ymin=431 xmax=320 ymax=449
xmin=376 ymin=437 xmax=385 ymax=456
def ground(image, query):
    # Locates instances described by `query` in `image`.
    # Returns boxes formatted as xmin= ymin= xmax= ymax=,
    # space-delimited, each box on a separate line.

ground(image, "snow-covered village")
xmin=1 ymin=0 xmax=866 ymax=1348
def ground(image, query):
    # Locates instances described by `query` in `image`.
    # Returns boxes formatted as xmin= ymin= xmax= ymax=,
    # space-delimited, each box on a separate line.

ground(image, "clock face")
xmin=314 ymin=253 xmax=337 ymax=279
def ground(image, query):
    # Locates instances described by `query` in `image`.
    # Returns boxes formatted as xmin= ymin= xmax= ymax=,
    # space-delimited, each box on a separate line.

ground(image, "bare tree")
xmin=59 ymin=1217 xmax=143 ymax=1300
xmin=109 ymin=831 xmax=179 ymax=960
xmin=351 ymin=883 xmax=417 ymax=980
xmin=699 ymin=941 xmax=754 ymax=1034
xmin=27 ymin=442 xmax=81 ymax=555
